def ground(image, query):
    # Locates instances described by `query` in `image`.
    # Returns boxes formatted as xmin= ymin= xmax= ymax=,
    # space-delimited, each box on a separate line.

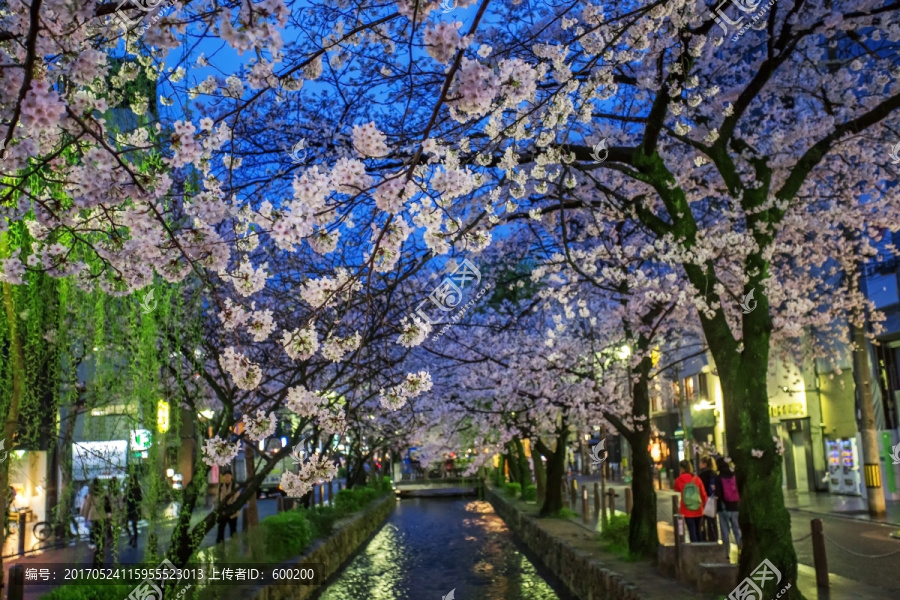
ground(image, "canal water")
xmin=315 ymin=497 xmax=574 ymax=600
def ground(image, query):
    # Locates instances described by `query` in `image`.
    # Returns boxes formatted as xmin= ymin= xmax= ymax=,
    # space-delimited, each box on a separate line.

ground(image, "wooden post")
xmin=811 ymin=518 xmax=829 ymax=589
xmin=17 ymin=512 xmax=25 ymax=556
xmin=569 ymin=479 xmax=577 ymax=508
xmin=674 ymin=514 xmax=685 ymax=578
xmin=606 ymin=488 xmax=617 ymax=515
xmin=625 ymin=488 xmax=633 ymax=515
xmin=276 ymin=496 xmax=284 ymax=513
xmin=671 ymin=494 xmax=680 ymax=527
xmin=7 ymin=564 xmax=24 ymax=600
xmin=593 ymin=482 xmax=600 ymax=517
xmin=582 ymin=488 xmax=589 ymax=524
xmin=318 ymin=484 xmax=325 ymax=506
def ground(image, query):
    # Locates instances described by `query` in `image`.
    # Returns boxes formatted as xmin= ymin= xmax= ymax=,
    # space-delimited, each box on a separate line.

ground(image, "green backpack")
xmin=682 ymin=479 xmax=702 ymax=511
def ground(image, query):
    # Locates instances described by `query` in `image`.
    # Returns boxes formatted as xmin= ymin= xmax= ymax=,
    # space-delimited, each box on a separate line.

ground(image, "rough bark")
xmin=628 ymin=371 xmax=659 ymax=558
xmin=716 ymin=329 xmax=799 ymax=598
xmin=536 ymin=430 xmax=568 ymax=517
xmin=0 ymin=235 xmax=26 ymax=589
xmin=531 ymin=439 xmax=546 ymax=501
xmin=513 ymin=438 xmax=532 ymax=485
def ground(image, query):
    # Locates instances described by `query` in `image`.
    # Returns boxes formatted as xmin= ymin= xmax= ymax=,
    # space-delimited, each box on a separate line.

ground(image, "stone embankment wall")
xmin=487 ymin=488 xmax=655 ymax=600
xmin=234 ymin=494 xmax=395 ymax=600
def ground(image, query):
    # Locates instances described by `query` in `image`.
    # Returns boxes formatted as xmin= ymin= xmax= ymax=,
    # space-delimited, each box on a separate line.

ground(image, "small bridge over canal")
xmin=393 ymin=477 xmax=485 ymax=498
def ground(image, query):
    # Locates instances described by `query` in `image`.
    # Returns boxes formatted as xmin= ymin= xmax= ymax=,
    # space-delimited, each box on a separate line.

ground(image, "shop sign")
xmin=73 ymin=441 xmax=128 ymax=480
xmin=130 ymin=429 xmax=153 ymax=451
xmin=768 ymin=402 xmax=806 ymax=420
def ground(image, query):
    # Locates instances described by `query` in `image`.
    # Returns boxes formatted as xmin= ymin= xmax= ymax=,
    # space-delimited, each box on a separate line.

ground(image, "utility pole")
xmin=851 ymin=322 xmax=887 ymax=518
xmin=674 ymin=366 xmax=692 ymax=466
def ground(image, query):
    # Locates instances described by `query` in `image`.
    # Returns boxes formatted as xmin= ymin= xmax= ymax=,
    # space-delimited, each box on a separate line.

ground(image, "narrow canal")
xmin=315 ymin=497 xmax=574 ymax=600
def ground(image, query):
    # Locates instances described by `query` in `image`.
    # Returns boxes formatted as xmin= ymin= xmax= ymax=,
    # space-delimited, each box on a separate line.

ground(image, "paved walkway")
xmin=4 ymin=481 xmax=341 ymax=600
xmin=560 ymin=475 xmax=900 ymax=595
xmin=783 ymin=489 xmax=900 ymax=526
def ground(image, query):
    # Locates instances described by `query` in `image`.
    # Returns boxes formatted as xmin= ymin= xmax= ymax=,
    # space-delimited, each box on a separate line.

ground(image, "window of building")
xmin=698 ymin=373 xmax=709 ymax=401
xmin=684 ymin=376 xmax=695 ymax=401
xmin=867 ymin=272 xmax=899 ymax=309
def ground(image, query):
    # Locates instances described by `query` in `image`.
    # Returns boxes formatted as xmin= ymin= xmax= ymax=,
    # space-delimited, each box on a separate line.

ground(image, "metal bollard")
xmin=17 ymin=512 xmax=26 ymax=556
xmin=625 ymin=488 xmax=633 ymax=515
xmin=593 ymin=482 xmax=600 ymax=517
xmin=582 ymin=488 xmax=589 ymax=524
xmin=318 ymin=484 xmax=325 ymax=506
xmin=7 ymin=564 xmax=24 ymax=600
xmin=811 ymin=518 xmax=829 ymax=589
xmin=569 ymin=480 xmax=577 ymax=508
xmin=276 ymin=496 xmax=284 ymax=513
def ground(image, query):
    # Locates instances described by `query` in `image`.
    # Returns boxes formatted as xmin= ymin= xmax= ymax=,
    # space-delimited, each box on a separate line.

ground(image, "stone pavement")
xmin=563 ymin=474 xmax=899 ymax=597
xmin=4 ymin=481 xmax=342 ymax=600
xmin=783 ymin=489 xmax=900 ymax=526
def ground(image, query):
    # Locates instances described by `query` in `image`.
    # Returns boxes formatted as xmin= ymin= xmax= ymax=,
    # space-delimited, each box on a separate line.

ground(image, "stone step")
xmin=698 ymin=562 xmax=739 ymax=594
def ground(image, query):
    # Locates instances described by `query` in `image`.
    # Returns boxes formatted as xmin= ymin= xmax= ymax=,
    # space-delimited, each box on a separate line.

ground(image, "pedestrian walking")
xmin=216 ymin=470 xmax=240 ymax=543
xmin=697 ymin=456 xmax=718 ymax=542
xmin=674 ymin=459 xmax=707 ymax=543
xmin=125 ymin=472 xmax=142 ymax=548
xmin=80 ymin=478 xmax=111 ymax=567
xmin=715 ymin=456 xmax=741 ymax=553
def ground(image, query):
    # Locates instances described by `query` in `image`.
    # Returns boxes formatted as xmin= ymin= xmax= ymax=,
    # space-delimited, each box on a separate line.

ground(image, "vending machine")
xmin=839 ymin=438 xmax=862 ymax=496
xmin=825 ymin=439 xmax=842 ymax=494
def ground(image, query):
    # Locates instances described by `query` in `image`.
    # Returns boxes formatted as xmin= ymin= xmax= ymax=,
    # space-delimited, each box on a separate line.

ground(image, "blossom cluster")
xmin=379 ymin=371 xmax=433 ymax=410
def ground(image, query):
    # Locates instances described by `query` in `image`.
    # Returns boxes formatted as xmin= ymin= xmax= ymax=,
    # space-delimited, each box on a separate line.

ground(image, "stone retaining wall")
xmin=231 ymin=494 xmax=395 ymax=600
xmin=486 ymin=488 xmax=647 ymax=600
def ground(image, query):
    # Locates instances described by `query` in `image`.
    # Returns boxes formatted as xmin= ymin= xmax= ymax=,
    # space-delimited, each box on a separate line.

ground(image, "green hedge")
xmin=504 ymin=482 xmax=521 ymax=498
xmin=522 ymin=484 xmax=537 ymax=501
xmin=306 ymin=505 xmax=336 ymax=538
xmin=259 ymin=509 xmax=312 ymax=562
xmin=334 ymin=489 xmax=361 ymax=516
xmin=600 ymin=513 xmax=630 ymax=549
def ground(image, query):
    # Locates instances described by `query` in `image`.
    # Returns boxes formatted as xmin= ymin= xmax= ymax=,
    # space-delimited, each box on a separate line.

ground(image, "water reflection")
xmin=316 ymin=498 xmax=573 ymax=600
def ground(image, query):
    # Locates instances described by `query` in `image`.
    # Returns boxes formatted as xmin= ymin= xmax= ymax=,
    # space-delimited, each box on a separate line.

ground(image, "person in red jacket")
xmin=674 ymin=459 xmax=707 ymax=542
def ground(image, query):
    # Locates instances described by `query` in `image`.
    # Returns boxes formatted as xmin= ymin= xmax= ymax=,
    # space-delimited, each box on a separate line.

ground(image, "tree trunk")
xmin=514 ymin=438 xmax=532 ymax=485
xmin=627 ymin=368 xmax=659 ymax=558
xmin=245 ymin=445 xmax=259 ymax=528
xmin=531 ymin=440 xmax=546 ymax=501
xmin=717 ymin=334 xmax=799 ymax=598
xmin=536 ymin=430 xmax=568 ymax=517
xmin=0 ymin=236 xmax=26 ymax=589
xmin=505 ymin=446 xmax=520 ymax=484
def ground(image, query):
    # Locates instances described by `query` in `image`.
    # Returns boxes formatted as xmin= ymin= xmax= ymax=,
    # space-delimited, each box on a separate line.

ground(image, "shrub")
xmin=504 ymin=482 xmax=521 ymax=498
xmin=600 ymin=513 xmax=631 ymax=549
xmin=354 ymin=486 xmax=378 ymax=506
xmin=522 ymin=485 xmax=537 ymax=501
xmin=306 ymin=505 xmax=336 ymax=538
xmin=492 ymin=468 xmax=505 ymax=487
xmin=334 ymin=489 xmax=361 ymax=517
xmin=260 ymin=509 xmax=312 ymax=561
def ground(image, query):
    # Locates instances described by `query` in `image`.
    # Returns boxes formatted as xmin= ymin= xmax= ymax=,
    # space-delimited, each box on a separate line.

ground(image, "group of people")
xmin=674 ymin=456 xmax=742 ymax=552
xmin=80 ymin=473 xmax=143 ymax=566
